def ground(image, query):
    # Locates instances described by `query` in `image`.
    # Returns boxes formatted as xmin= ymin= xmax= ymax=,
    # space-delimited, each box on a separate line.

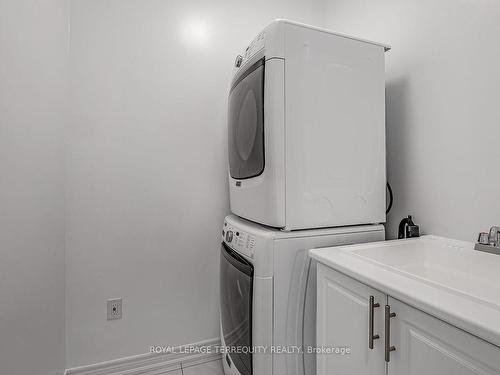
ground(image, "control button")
xmin=236 ymin=232 xmax=239 ymax=237
xmin=226 ymin=231 xmax=233 ymax=243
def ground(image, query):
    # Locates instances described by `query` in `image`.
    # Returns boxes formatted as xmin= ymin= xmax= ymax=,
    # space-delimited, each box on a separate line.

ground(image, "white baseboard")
xmin=64 ymin=338 xmax=221 ymax=375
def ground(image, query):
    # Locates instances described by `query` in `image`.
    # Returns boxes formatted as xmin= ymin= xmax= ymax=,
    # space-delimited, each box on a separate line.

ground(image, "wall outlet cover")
xmin=107 ymin=298 xmax=122 ymax=320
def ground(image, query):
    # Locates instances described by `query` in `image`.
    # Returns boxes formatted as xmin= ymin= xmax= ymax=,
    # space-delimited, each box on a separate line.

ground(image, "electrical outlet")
xmin=107 ymin=298 xmax=122 ymax=320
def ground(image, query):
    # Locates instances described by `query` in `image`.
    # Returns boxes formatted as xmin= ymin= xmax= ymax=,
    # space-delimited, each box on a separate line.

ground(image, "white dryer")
xmin=227 ymin=20 xmax=390 ymax=230
xmin=219 ymin=214 xmax=385 ymax=375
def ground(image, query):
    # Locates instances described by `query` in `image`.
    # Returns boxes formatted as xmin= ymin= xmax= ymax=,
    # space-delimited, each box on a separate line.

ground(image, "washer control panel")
xmin=222 ymin=221 xmax=256 ymax=259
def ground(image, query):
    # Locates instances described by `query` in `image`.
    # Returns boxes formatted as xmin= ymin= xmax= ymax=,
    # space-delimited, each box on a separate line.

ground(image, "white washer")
xmin=220 ymin=214 xmax=385 ymax=375
xmin=227 ymin=19 xmax=390 ymax=230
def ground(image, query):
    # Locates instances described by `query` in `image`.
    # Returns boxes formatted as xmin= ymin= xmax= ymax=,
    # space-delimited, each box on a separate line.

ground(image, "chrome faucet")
xmin=488 ymin=226 xmax=500 ymax=247
xmin=475 ymin=226 xmax=500 ymax=255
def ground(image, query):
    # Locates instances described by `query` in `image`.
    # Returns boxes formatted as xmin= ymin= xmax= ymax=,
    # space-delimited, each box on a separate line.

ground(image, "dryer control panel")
xmin=244 ymin=31 xmax=266 ymax=60
xmin=236 ymin=30 xmax=266 ymax=71
xmin=222 ymin=221 xmax=256 ymax=259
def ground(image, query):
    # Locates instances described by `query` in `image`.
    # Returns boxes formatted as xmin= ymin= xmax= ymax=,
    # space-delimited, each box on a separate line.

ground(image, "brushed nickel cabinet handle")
xmin=385 ymin=304 xmax=396 ymax=362
xmin=369 ymin=296 xmax=380 ymax=349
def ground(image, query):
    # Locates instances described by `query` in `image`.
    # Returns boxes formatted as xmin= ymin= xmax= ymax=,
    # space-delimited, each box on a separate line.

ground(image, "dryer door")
xmin=220 ymin=243 xmax=254 ymax=375
xmin=228 ymin=58 xmax=265 ymax=180
xmin=228 ymin=58 xmax=286 ymax=228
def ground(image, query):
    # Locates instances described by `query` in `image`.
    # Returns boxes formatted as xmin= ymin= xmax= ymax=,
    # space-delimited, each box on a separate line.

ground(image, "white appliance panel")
xmin=284 ymin=22 xmax=387 ymax=229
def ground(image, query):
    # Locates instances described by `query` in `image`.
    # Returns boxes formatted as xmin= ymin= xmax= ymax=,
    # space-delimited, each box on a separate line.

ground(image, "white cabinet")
xmin=317 ymin=265 xmax=500 ymax=375
xmin=389 ymin=297 xmax=500 ymax=374
xmin=316 ymin=264 xmax=386 ymax=375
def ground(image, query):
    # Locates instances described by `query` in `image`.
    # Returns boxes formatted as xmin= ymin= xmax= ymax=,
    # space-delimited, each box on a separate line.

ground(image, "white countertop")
xmin=309 ymin=235 xmax=500 ymax=347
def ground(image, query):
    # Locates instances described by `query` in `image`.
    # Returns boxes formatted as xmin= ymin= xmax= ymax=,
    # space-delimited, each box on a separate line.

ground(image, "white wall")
xmin=66 ymin=0 xmax=326 ymax=367
xmin=323 ymin=0 xmax=500 ymax=241
xmin=0 ymin=0 xmax=68 ymax=374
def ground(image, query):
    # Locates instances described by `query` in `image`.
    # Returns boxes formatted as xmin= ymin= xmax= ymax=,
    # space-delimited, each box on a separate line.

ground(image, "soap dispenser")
xmin=398 ymin=215 xmax=420 ymax=239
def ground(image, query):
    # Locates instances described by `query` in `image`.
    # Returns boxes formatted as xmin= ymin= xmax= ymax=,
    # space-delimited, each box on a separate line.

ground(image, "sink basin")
xmin=348 ymin=237 xmax=500 ymax=310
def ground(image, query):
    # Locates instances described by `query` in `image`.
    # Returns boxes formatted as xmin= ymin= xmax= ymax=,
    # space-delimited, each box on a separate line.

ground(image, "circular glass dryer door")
xmin=228 ymin=59 xmax=265 ymax=180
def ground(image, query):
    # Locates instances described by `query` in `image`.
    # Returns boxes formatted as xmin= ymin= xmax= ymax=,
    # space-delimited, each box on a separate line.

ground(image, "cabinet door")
xmin=388 ymin=297 xmax=500 ymax=375
xmin=317 ymin=264 xmax=386 ymax=375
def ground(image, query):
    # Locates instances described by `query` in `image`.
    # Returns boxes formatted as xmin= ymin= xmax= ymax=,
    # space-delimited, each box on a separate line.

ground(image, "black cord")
xmin=386 ymin=182 xmax=394 ymax=214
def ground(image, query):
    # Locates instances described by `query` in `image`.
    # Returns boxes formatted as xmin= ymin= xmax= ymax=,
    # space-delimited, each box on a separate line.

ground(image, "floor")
xmin=168 ymin=358 xmax=224 ymax=375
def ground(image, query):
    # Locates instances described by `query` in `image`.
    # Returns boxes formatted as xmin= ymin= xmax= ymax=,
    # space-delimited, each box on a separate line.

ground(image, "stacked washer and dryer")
xmin=220 ymin=20 xmax=390 ymax=375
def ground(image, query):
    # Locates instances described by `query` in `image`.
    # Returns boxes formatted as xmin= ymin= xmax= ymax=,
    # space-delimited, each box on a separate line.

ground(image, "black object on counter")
xmin=398 ymin=215 xmax=420 ymax=239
